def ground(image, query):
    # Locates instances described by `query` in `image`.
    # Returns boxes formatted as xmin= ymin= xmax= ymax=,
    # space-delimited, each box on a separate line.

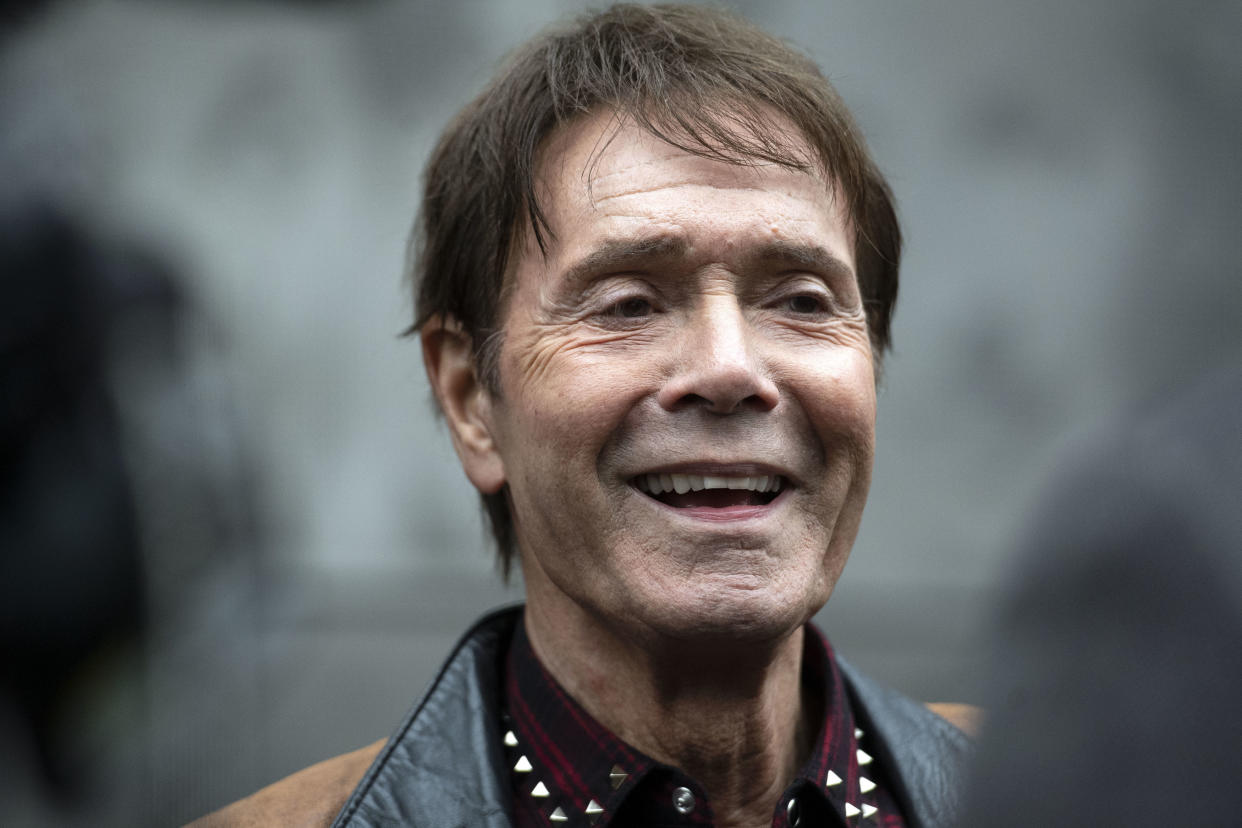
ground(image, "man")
xmin=195 ymin=5 xmax=976 ymax=826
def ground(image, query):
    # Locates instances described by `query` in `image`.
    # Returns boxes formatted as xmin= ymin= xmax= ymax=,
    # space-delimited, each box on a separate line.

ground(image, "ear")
xmin=421 ymin=317 xmax=506 ymax=494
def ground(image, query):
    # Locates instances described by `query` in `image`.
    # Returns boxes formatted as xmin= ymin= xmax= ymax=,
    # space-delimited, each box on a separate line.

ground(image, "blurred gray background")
xmin=2 ymin=0 xmax=1238 ymax=825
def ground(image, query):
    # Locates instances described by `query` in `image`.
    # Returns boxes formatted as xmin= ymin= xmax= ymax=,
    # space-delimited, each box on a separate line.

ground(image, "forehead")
xmin=526 ymin=110 xmax=853 ymax=265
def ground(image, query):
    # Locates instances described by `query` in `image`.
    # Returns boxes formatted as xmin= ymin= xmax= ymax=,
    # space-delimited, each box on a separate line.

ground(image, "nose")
xmin=656 ymin=299 xmax=779 ymax=414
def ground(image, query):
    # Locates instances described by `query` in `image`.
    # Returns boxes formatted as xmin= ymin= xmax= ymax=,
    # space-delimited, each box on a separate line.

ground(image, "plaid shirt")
xmin=502 ymin=617 xmax=907 ymax=828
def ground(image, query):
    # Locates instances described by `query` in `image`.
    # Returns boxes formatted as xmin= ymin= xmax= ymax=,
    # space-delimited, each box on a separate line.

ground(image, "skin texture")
xmin=424 ymin=111 xmax=876 ymax=828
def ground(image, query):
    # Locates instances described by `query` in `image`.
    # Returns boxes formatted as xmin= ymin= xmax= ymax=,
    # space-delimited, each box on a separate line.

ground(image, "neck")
xmin=524 ymin=599 xmax=815 ymax=828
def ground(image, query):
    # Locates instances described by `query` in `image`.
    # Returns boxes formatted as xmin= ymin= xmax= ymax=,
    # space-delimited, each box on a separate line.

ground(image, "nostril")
xmin=672 ymin=392 xmax=711 ymax=411
xmin=658 ymin=384 xmax=779 ymax=414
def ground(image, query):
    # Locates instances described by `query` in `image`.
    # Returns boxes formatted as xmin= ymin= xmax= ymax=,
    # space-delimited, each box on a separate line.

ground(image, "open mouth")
xmin=632 ymin=473 xmax=784 ymax=509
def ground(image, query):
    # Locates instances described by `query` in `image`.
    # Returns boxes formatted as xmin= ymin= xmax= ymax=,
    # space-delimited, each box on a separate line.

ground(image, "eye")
xmin=784 ymin=293 xmax=829 ymax=315
xmin=606 ymin=296 xmax=655 ymax=319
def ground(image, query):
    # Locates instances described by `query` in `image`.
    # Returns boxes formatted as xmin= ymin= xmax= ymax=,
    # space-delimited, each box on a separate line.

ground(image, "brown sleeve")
xmin=185 ymin=739 xmax=386 ymax=828
xmin=925 ymin=702 xmax=984 ymax=739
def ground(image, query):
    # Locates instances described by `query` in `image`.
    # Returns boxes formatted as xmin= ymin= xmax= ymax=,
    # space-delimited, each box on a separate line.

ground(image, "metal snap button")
xmin=787 ymin=797 xmax=802 ymax=826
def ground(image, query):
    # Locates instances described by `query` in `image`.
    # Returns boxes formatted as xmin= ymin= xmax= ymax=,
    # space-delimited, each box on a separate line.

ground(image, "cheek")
xmin=797 ymin=350 xmax=877 ymax=452
xmin=505 ymin=330 xmax=661 ymax=429
xmin=509 ymin=324 xmax=652 ymax=398
xmin=494 ymin=348 xmax=657 ymax=485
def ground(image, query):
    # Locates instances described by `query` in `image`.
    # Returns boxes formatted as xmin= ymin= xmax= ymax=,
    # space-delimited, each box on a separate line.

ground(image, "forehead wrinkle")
xmin=583 ymin=145 xmax=687 ymax=194
xmin=606 ymin=158 xmax=829 ymax=202
xmin=591 ymin=180 xmax=790 ymax=206
xmin=580 ymin=134 xmax=828 ymax=206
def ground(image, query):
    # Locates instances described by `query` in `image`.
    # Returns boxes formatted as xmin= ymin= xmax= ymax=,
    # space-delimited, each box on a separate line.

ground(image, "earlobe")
xmin=421 ymin=317 xmax=507 ymax=494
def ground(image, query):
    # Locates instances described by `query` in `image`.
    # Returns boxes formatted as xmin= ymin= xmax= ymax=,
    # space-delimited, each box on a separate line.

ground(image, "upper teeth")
xmin=635 ymin=473 xmax=783 ymax=495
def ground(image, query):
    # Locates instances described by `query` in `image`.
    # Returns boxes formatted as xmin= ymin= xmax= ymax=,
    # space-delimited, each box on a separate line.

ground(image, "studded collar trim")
xmin=502 ymin=616 xmax=907 ymax=827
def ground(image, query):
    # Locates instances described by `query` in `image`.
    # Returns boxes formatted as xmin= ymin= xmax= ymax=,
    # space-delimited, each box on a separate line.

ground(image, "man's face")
xmin=481 ymin=112 xmax=875 ymax=644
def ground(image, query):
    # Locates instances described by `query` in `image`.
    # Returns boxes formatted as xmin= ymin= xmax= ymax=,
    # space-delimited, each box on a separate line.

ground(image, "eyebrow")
xmin=750 ymin=239 xmax=855 ymax=281
xmin=561 ymin=235 xmax=689 ymax=286
xmin=560 ymin=235 xmax=854 ymax=285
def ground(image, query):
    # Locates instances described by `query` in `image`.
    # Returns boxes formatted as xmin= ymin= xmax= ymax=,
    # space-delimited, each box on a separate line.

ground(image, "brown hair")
xmin=411 ymin=3 xmax=901 ymax=574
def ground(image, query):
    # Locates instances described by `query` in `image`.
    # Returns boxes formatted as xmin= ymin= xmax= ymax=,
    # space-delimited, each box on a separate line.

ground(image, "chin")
xmin=632 ymin=575 xmax=826 ymax=646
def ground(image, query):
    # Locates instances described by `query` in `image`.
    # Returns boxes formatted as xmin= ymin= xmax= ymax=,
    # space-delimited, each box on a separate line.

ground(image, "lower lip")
xmin=634 ymin=488 xmax=789 ymax=522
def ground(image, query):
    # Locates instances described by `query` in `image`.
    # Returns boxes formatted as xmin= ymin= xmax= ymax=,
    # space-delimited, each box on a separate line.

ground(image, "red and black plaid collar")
xmin=502 ymin=617 xmax=908 ymax=827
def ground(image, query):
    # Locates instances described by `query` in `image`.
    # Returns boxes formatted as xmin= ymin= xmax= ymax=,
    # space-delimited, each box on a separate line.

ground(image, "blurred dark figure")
xmin=1 ymin=0 xmax=53 ymax=36
xmin=958 ymin=359 xmax=1242 ymax=827
xmin=0 ymin=205 xmax=178 ymax=801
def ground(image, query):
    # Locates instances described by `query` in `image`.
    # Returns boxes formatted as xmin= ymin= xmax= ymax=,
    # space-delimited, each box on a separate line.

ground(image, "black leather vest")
xmin=332 ymin=606 xmax=971 ymax=828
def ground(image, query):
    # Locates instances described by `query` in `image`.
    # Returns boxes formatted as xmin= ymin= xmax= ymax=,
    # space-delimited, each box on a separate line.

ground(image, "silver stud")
xmin=825 ymin=769 xmax=843 ymax=787
xmin=857 ymin=749 xmax=873 ymax=766
xmin=514 ymin=755 xmax=533 ymax=773
xmin=672 ymin=786 xmax=695 ymax=814
xmin=859 ymin=776 xmax=876 ymax=794
xmin=845 ymin=802 xmax=861 ymax=818
xmin=854 ymin=727 xmax=864 ymax=739
xmin=504 ymin=730 xmax=519 ymax=747
xmin=786 ymin=797 xmax=802 ymax=827
xmin=531 ymin=781 xmax=550 ymax=799
xmin=609 ymin=764 xmax=628 ymax=790
xmin=861 ymin=803 xmax=878 ymax=820
xmin=549 ymin=806 xmax=568 ymax=822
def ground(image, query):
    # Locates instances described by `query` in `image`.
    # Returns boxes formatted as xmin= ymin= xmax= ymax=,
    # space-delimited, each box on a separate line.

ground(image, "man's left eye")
xmin=785 ymin=294 xmax=827 ymax=314
xmin=608 ymin=297 xmax=654 ymax=318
